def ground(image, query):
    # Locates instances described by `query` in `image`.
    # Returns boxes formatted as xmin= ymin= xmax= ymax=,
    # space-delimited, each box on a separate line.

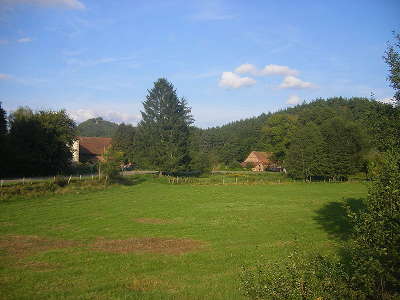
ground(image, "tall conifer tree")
xmin=137 ymin=78 xmax=193 ymax=172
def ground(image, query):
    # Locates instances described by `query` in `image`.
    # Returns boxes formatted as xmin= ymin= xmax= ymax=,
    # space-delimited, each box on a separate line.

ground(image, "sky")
xmin=0 ymin=0 xmax=398 ymax=128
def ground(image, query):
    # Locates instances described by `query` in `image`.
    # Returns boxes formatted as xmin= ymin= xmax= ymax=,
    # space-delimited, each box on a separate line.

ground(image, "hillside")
xmin=195 ymin=97 xmax=400 ymax=167
xmin=77 ymin=117 xmax=118 ymax=137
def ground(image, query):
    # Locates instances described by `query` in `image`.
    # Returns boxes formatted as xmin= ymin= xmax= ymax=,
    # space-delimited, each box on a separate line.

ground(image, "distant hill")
xmin=77 ymin=117 xmax=118 ymax=137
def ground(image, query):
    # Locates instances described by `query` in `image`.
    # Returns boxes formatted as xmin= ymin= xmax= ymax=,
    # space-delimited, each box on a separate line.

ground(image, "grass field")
xmin=0 ymin=177 xmax=367 ymax=299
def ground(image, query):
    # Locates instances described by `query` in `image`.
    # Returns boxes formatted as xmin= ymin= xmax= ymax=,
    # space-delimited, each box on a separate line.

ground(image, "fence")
xmin=0 ymin=170 xmax=158 ymax=187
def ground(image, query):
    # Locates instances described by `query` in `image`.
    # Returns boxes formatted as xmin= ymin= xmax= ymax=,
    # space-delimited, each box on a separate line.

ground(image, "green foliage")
xmin=54 ymin=175 xmax=68 ymax=187
xmin=240 ymin=251 xmax=354 ymax=300
xmin=112 ymin=123 xmax=137 ymax=163
xmin=5 ymin=108 xmax=77 ymax=177
xmin=199 ymin=114 xmax=268 ymax=166
xmin=384 ymin=32 xmax=400 ymax=104
xmin=100 ymin=148 xmax=124 ymax=182
xmin=77 ymin=117 xmax=118 ymax=137
xmin=320 ymin=117 xmax=368 ymax=179
xmin=285 ymin=122 xmax=327 ymax=180
xmin=136 ymin=78 xmax=193 ymax=172
xmin=0 ymin=102 xmax=8 ymax=178
xmin=346 ymin=149 xmax=400 ymax=298
xmin=0 ymin=102 xmax=7 ymax=136
xmin=261 ymin=113 xmax=298 ymax=162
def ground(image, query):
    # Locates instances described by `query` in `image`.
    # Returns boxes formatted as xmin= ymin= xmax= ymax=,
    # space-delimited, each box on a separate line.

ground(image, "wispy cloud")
xmin=219 ymin=71 xmax=256 ymax=89
xmin=17 ymin=37 xmax=32 ymax=43
xmin=191 ymin=12 xmax=235 ymax=21
xmin=66 ymin=56 xmax=137 ymax=68
xmin=62 ymin=48 xmax=85 ymax=56
xmin=190 ymin=1 xmax=235 ymax=21
xmin=287 ymin=95 xmax=301 ymax=105
xmin=68 ymin=108 xmax=141 ymax=125
xmin=279 ymin=76 xmax=316 ymax=89
xmin=0 ymin=73 xmax=11 ymax=80
xmin=0 ymin=39 xmax=9 ymax=45
xmin=235 ymin=63 xmax=299 ymax=76
xmin=0 ymin=0 xmax=85 ymax=10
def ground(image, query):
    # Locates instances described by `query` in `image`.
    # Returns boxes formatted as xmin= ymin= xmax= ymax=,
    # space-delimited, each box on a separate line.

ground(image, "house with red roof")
xmin=72 ymin=137 xmax=112 ymax=163
xmin=241 ymin=151 xmax=281 ymax=172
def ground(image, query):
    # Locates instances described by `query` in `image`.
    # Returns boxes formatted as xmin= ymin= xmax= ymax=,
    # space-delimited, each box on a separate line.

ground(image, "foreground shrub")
xmin=100 ymin=149 xmax=124 ymax=182
xmin=240 ymin=251 xmax=356 ymax=300
xmin=346 ymin=149 xmax=400 ymax=298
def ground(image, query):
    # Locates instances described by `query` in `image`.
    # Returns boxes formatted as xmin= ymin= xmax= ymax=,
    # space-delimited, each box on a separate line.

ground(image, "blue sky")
xmin=0 ymin=0 xmax=398 ymax=128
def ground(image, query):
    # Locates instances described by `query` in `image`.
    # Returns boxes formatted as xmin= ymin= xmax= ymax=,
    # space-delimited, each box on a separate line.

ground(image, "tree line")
xmin=1 ymin=93 xmax=398 ymax=179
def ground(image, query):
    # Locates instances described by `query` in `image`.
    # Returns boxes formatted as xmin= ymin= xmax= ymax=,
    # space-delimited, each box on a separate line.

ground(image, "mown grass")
xmin=0 ymin=176 xmax=367 ymax=299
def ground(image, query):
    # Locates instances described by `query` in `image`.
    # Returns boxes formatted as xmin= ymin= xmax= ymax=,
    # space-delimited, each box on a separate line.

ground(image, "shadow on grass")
xmin=114 ymin=176 xmax=147 ymax=186
xmin=313 ymin=197 xmax=366 ymax=241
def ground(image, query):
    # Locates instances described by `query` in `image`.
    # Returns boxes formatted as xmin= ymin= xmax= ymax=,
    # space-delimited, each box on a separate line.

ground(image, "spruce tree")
xmin=137 ymin=78 xmax=193 ymax=173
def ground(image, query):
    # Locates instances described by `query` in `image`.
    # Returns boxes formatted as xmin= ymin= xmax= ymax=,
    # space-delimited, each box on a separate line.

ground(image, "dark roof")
xmin=79 ymin=137 xmax=112 ymax=155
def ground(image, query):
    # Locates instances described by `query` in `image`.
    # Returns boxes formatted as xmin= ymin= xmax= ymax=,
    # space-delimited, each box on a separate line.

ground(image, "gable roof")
xmin=251 ymin=151 xmax=272 ymax=163
xmin=78 ymin=137 xmax=112 ymax=156
xmin=243 ymin=151 xmax=273 ymax=165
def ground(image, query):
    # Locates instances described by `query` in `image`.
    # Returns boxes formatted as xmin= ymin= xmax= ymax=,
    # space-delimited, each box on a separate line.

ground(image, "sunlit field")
xmin=0 ymin=177 xmax=366 ymax=299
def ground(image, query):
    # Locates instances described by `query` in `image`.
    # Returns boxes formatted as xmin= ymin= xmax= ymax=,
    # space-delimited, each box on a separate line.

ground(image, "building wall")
xmin=72 ymin=140 xmax=79 ymax=162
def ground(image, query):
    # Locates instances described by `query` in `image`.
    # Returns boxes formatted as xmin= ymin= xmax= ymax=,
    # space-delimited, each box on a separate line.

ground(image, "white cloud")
xmin=68 ymin=108 xmax=141 ymax=125
xmin=218 ymin=72 xmax=256 ymax=89
xmin=0 ymin=0 xmax=85 ymax=10
xmin=287 ymin=95 xmax=301 ymax=105
xmin=235 ymin=63 xmax=258 ymax=75
xmin=378 ymin=97 xmax=395 ymax=105
xmin=260 ymin=64 xmax=298 ymax=76
xmin=0 ymin=73 xmax=11 ymax=80
xmin=235 ymin=63 xmax=298 ymax=76
xmin=17 ymin=37 xmax=32 ymax=43
xmin=279 ymin=76 xmax=316 ymax=89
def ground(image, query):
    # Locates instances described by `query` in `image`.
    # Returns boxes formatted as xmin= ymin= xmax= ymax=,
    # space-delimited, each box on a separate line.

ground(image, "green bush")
xmin=54 ymin=175 xmax=68 ymax=187
xmin=100 ymin=149 xmax=124 ymax=183
xmin=240 ymin=250 xmax=355 ymax=300
xmin=345 ymin=149 xmax=400 ymax=298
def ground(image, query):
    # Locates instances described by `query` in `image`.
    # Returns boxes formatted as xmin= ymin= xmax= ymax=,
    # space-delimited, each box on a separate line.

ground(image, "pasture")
xmin=0 ymin=177 xmax=367 ymax=299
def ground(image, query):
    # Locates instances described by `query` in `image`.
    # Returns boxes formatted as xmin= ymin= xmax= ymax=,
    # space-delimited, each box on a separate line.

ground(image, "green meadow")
xmin=0 ymin=177 xmax=367 ymax=299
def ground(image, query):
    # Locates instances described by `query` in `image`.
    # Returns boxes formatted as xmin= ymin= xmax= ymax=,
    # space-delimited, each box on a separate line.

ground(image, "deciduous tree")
xmin=384 ymin=32 xmax=400 ymax=104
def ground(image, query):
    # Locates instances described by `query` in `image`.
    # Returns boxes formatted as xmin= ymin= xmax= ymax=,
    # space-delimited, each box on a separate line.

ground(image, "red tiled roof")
xmin=79 ymin=137 xmax=112 ymax=156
